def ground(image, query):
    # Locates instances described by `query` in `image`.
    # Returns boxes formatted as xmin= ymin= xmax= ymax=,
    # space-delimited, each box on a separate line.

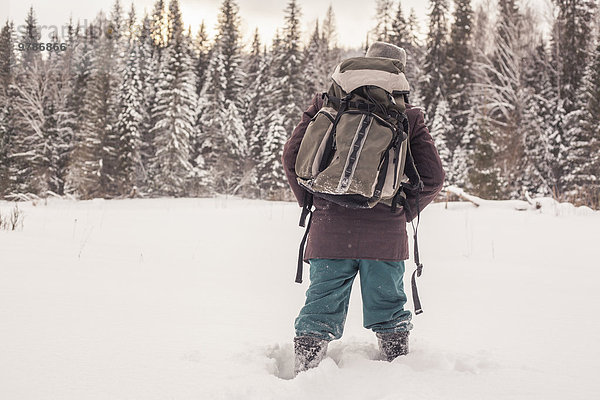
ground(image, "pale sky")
xmin=1 ymin=0 xmax=432 ymax=50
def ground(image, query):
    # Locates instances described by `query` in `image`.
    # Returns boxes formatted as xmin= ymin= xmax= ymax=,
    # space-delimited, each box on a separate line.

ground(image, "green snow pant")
xmin=295 ymin=258 xmax=413 ymax=341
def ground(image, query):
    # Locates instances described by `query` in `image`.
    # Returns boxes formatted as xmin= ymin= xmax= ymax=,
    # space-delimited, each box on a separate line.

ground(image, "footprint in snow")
xmin=264 ymin=339 xmax=382 ymax=380
xmin=262 ymin=339 xmax=498 ymax=379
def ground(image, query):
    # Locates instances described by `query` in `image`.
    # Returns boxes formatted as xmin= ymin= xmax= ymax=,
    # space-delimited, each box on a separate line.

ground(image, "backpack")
xmin=295 ymin=56 xmax=420 ymax=211
xmin=294 ymin=56 xmax=426 ymax=314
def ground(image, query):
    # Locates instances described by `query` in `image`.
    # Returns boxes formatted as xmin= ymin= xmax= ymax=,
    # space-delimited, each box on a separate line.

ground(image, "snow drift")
xmin=1 ymin=197 xmax=599 ymax=399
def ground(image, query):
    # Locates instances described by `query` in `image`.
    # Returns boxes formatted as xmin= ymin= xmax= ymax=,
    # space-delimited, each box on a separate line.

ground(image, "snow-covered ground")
xmin=1 ymin=197 xmax=599 ymax=399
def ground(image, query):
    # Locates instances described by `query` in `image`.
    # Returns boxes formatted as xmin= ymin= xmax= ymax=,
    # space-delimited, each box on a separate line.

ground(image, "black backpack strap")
xmin=299 ymin=191 xmax=313 ymax=227
xmin=296 ymin=192 xmax=314 ymax=283
xmin=397 ymin=116 xmax=425 ymax=315
xmin=295 ymin=212 xmax=312 ymax=283
xmin=400 ymin=192 xmax=424 ymax=315
xmin=409 ymin=193 xmax=424 ymax=315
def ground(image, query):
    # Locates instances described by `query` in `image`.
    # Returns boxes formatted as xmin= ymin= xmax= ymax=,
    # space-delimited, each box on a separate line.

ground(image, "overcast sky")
xmin=1 ymin=0 xmax=432 ymax=49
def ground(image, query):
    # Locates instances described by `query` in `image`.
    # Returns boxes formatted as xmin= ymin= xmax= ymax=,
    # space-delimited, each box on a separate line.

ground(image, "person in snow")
xmin=282 ymin=41 xmax=446 ymax=374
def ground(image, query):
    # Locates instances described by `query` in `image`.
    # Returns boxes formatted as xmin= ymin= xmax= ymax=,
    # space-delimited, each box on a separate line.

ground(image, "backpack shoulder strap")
xmin=400 ymin=109 xmax=426 ymax=315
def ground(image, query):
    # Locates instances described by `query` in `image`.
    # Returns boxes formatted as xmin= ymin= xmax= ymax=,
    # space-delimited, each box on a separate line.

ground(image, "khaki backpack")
xmin=295 ymin=56 xmax=422 ymax=219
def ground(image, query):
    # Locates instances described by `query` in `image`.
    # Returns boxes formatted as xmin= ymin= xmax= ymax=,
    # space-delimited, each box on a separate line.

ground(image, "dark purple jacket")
xmin=282 ymin=94 xmax=445 ymax=262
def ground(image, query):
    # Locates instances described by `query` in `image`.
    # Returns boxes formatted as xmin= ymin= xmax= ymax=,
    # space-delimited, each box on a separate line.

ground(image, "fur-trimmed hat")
xmin=365 ymin=41 xmax=407 ymax=68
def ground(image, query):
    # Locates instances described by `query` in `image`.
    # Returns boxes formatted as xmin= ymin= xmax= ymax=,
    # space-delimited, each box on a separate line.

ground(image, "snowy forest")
xmin=0 ymin=0 xmax=599 ymax=208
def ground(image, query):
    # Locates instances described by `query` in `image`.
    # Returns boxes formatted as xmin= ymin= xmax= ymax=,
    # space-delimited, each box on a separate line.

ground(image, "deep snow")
xmin=1 ymin=197 xmax=599 ymax=399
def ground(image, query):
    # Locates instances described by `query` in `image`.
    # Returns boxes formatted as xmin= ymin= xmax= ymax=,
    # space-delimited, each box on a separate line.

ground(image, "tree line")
xmin=402 ymin=0 xmax=599 ymax=208
xmin=0 ymin=0 xmax=599 ymax=208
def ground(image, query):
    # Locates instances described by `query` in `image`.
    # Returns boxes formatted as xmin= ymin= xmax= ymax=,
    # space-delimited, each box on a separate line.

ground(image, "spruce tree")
xmin=563 ymin=35 xmax=600 ymax=206
xmin=389 ymin=1 xmax=423 ymax=101
xmin=194 ymin=21 xmax=211 ymax=97
xmin=0 ymin=21 xmax=16 ymax=196
xmin=521 ymin=41 xmax=555 ymax=196
xmin=580 ymin=38 xmax=600 ymax=207
xmin=390 ymin=1 xmax=410 ymax=50
xmin=203 ymin=0 xmax=245 ymax=104
xmin=241 ymin=28 xmax=268 ymax=197
xmin=244 ymin=28 xmax=263 ymax=97
xmin=64 ymin=25 xmax=96 ymax=197
xmin=373 ymin=0 xmax=395 ymax=42
xmin=46 ymin=29 xmax=77 ymax=196
xmin=125 ymin=3 xmax=137 ymax=39
xmin=469 ymin=118 xmax=502 ymax=199
xmin=447 ymin=0 xmax=473 ymax=135
xmin=0 ymin=21 xmax=15 ymax=91
xmin=243 ymin=28 xmax=268 ymax=144
xmin=149 ymin=0 xmax=197 ymax=196
xmin=430 ymin=97 xmax=452 ymax=185
xmin=446 ymin=0 xmax=474 ymax=187
xmin=115 ymin=18 xmax=144 ymax=196
xmin=466 ymin=1 xmax=494 ymax=195
xmin=553 ymin=0 xmax=596 ymax=114
xmin=259 ymin=112 xmax=289 ymax=199
xmin=138 ymin=12 xmax=157 ymax=190
xmin=275 ymin=0 xmax=305 ymax=135
xmin=257 ymin=1 xmax=305 ymax=198
xmin=553 ymin=0 xmax=596 ymax=199
xmin=10 ymin=8 xmax=61 ymax=196
xmin=198 ymin=0 xmax=247 ymax=194
xmin=322 ymin=5 xmax=338 ymax=51
xmin=405 ymin=8 xmax=424 ymax=104
xmin=150 ymin=0 xmax=168 ymax=50
xmin=100 ymin=1 xmax=127 ymax=197
xmin=421 ymin=0 xmax=449 ymax=119
xmin=67 ymin=23 xmax=109 ymax=198
xmin=303 ymin=21 xmax=328 ymax=103
xmin=65 ymin=8 xmax=126 ymax=198
xmin=20 ymin=7 xmax=42 ymax=68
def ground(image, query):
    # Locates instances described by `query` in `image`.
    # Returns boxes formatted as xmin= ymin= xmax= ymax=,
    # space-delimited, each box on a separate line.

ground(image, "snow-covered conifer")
xmin=563 ymin=35 xmax=600 ymax=205
xmin=0 ymin=21 xmax=16 ymax=195
xmin=373 ymin=0 xmax=395 ymax=42
xmin=390 ymin=1 xmax=410 ymax=50
xmin=553 ymin=0 xmax=596 ymax=198
xmin=303 ymin=21 xmax=328 ymax=103
xmin=193 ymin=21 xmax=211 ymax=97
xmin=274 ymin=0 xmax=305 ymax=134
xmin=149 ymin=0 xmax=197 ymax=196
xmin=258 ymin=111 xmax=289 ymax=198
xmin=405 ymin=8 xmax=424 ymax=105
xmin=20 ymin=7 xmax=42 ymax=68
xmin=150 ymin=0 xmax=168 ymax=50
xmin=322 ymin=5 xmax=339 ymax=53
xmin=10 ymin=8 xmax=66 ymax=196
xmin=429 ymin=96 xmax=452 ymax=186
xmin=198 ymin=0 xmax=247 ymax=194
xmin=521 ymin=41 xmax=555 ymax=196
xmin=421 ymin=0 xmax=449 ymax=119
xmin=243 ymin=28 xmax=266 ymax=160
xmin=447 ymin=0 xmax=473 ymax=140
xmin=445 ymin=0 xmax=474 ymax=187
xmin=65 ymin=24 xmax=106 ymax=198
xmin=244 ymin=31 xmax=275 ymax=198
xmin=468 ymin=117 xmax=502 ymax=199
xmin=115 ymin=17 xmax=144 ymax=196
